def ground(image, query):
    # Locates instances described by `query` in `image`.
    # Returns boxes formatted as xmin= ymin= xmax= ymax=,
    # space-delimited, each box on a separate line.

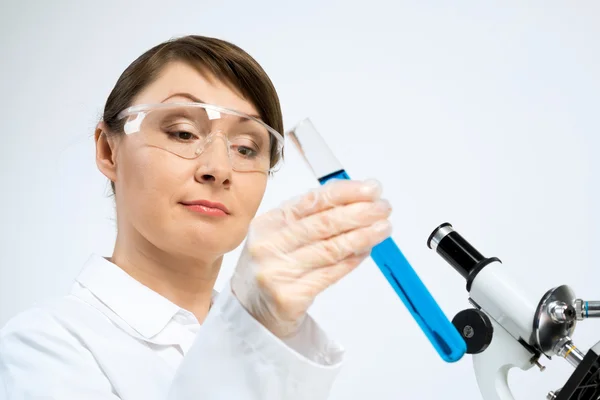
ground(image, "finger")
xmin=281 ymin=179 xmax=383 ymax=220
xmin=266 ymin=199 xmax=392 ymax=253
xmin=248 ymin=178 xmax=383 ymax=238
xmin=249 ymin=207 xmax=289 ymax=234
xmin=287 ymin=218 xmax=392 ymax=269
xmin=296 ymin=250 xmax=371 ymax=295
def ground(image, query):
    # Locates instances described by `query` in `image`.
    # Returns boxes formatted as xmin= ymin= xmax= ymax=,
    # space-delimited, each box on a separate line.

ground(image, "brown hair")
xmin=102 ymin=35 xmax=284 ymax=187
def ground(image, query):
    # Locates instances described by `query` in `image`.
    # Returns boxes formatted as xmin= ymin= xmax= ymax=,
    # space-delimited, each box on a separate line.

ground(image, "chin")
xmin=179 ymin=223 xmax=244 ymax=254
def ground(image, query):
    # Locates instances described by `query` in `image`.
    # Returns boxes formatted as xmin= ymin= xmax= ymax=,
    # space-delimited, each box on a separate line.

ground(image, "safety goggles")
xmin=116 ymin=102 xmax=284 ymax=173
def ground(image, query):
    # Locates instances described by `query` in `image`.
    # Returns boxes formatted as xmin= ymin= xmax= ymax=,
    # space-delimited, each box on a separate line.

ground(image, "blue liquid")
xmin=318 ymin=170 xmax=466 ymax=363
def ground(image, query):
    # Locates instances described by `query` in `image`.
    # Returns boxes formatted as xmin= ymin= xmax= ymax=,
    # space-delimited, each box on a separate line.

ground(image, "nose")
xmin=194 ymin=136 xmax=232 ymax=187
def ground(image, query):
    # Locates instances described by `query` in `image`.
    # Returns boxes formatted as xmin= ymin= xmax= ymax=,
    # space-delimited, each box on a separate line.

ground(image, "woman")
xmin=0 ymin=35 xmax=392 ymax=400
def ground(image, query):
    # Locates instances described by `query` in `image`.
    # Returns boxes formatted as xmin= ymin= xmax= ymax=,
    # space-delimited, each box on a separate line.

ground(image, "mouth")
xmin=180 ymin=200 xmax=230 ymax=216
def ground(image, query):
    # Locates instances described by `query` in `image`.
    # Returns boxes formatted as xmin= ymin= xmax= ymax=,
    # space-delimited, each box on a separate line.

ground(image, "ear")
xmin=95 ymin=122 xmax=119 ymax=184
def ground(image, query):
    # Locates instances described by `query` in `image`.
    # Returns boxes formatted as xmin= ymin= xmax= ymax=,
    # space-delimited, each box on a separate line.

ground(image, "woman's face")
xmin=98 ymin=61 xmax=270 ymax=262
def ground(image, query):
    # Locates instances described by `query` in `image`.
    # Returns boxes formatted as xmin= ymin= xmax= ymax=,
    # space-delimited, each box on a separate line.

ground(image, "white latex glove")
xmin=231 ymin=179 xmax=392 ymax=338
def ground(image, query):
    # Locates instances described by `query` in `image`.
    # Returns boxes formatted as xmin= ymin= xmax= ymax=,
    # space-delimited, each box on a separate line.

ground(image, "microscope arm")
xmin=473 ymin=318 xmax=536 ymax=400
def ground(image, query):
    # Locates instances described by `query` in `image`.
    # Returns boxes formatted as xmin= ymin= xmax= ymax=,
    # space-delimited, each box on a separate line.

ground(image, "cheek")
xmin=116 ymin=148 xmax=186 ymax=220
xmin=235 ymin=175 xmax=267 ymax=219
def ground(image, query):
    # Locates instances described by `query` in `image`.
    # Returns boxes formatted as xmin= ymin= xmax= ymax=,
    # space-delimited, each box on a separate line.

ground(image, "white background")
xmin=0 ymin=1 xmax=598 ymax=399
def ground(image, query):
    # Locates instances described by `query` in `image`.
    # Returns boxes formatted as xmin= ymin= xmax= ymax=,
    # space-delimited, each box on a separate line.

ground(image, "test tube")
xmin=287 ymin=118 xmax=467 ymax=363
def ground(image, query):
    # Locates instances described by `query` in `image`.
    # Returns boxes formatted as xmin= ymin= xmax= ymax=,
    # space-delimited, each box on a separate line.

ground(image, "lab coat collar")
xmin=75 ymin=254 xmax=191 ymax=340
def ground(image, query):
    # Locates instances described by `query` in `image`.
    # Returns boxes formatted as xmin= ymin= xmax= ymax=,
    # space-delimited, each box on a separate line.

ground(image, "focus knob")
xmin=452 ymin=309 xmax=494 ymax=354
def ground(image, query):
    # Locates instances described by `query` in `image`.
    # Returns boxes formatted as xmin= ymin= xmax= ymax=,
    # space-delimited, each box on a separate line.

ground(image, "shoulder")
xmin=0 ymin=297 xmax=119 ymax=398
xmin=1 ymin=297 xmax=80 ymax=351
xmin=0 ymin=294 xmax=108 ymax=362
xmin=1 ymin=301 xmax=63 ymax=339
xmin=0 ymin=294 xmax=111 ymax=370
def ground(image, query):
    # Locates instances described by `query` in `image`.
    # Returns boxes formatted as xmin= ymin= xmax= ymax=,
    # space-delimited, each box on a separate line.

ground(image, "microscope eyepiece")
xmin=428 ymin=223 xmax=501 ymax=292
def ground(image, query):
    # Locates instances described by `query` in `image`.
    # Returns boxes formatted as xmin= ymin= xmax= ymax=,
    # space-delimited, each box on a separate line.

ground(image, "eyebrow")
xmin=162 ymin=92 xmax=263 ymax=120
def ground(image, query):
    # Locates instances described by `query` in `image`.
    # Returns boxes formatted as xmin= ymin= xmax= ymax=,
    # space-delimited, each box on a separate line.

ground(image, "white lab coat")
xmin=0 ymin=255 xmax=345 ymax=399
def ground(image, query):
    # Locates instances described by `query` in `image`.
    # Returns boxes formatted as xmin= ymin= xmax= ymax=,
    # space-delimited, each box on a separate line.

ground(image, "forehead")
xmin=131 ymin=61 xmax=260 ymax=117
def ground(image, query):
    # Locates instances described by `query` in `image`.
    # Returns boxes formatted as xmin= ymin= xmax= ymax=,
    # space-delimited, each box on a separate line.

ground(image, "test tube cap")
xmin=286 ymin=118 xmax=344 ymax=179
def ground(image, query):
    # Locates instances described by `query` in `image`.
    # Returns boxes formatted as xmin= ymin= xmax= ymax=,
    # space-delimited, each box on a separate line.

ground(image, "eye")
xmin=177 ymin=131 xmax=193 ymax=140
xmin=168 ymin=131 xmax=196 ymax=141
xmin=236 ymin=146 xmax=257 ymax=158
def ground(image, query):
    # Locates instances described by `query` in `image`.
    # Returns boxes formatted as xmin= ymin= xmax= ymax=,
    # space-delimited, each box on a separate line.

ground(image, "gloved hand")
xmin=231 ymin=179 xmax=392 ymax=338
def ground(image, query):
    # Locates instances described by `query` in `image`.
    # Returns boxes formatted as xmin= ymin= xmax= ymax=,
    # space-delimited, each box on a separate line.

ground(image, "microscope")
xmin=427 ymin=223 xmax=600 ymax=400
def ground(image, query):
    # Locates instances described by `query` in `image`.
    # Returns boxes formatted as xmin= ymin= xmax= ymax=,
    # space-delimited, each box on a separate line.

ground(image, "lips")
xmin=180 ymin=199 xmax=230 ymax=215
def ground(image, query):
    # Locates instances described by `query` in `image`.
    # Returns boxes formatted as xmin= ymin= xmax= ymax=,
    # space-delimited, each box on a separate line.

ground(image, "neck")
xmin=111 ymin=227 xmax=222 ymax=324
